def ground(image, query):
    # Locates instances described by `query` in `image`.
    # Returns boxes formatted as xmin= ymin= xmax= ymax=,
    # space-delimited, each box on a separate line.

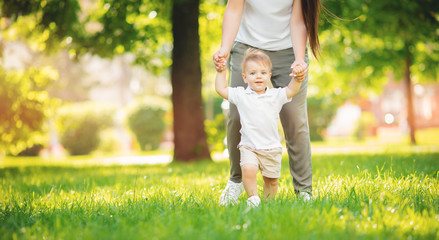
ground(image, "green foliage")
xmin=56 ymin=102 xmax=115 ymax=155
xmin=0 ymin=151 xmax=438 ymax=239
xmin=81 ymin=0 xmax=172 ymax=74
xmin=0 ymin=67 xmax=57 ymax=155
xmin=1 ymin=0 xmax=82 ymax=53
xmin=319 ymin=0 xmax=439 ymax=82
xmin=309 ymin=29 xmax=391 ymax=99
xmin=353 ymin=111 xmax=378 ymax=141
xmin=307 ymin=96 xmax=339 ymax=141
xmin=127 ymin=102 xmax=167 ymax=151
xmin=205 ymin=114 xmax=226 ymax=153
xmin=1 ymin=0 xmax=172 ymax=73
xmin=307 ymin=0 xmax=439 ymax=103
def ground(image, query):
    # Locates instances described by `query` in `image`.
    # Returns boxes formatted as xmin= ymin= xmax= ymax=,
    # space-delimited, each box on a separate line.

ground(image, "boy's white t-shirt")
xmin=236 ymin=0 xmax=294 ymax=51
xmin=228 ymin=86 xmax=292 ymax=150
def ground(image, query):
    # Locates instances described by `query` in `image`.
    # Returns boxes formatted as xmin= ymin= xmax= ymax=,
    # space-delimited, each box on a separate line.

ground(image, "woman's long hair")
xmin=301 ymin=0 xmax=321 ymax=59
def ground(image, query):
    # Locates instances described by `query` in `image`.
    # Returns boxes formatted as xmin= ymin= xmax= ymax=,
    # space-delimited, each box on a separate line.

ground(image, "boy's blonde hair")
xmin=241 ymin=48 xmax=272 ymax=73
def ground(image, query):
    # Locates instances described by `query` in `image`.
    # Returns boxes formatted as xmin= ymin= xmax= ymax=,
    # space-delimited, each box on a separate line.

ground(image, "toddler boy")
xmin=215 ymin=48 xmax=305 ymax=207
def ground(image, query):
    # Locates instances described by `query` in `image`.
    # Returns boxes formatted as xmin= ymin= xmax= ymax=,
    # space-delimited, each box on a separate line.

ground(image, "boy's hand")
xmin=292 ymin=64 xmax=306 ymax=81
xmin=290 ymin=60 xmax=308 ymax=82
xmin=213 ymin=47 xmax=229 ymax=72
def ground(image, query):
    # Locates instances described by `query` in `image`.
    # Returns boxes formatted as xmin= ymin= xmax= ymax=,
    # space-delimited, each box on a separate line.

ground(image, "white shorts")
xmin=239 ymin=145 xmax=282 ymax=178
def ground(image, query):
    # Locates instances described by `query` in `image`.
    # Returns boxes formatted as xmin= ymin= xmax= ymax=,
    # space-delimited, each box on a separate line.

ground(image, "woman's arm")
xmin=213 ymin=0 xmax=245 ymax=72
xmin=290 ymin=0 xmax=309 ymax=81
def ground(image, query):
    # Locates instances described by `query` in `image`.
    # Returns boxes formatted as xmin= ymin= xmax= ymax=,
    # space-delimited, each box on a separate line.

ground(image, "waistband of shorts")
xmin=238 ymin=145 xmax=282 ymax=152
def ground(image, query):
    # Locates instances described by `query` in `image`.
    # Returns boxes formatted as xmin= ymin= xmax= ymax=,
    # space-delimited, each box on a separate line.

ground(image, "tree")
xmin=171 ymin=0 xmax=211 ymax=161
xmin=317 ymin=0 xmax=439 ymax=144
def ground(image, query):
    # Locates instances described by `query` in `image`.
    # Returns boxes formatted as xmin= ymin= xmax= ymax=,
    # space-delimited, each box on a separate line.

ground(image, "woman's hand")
xmin=213 ymin=47 xmax=230 ymax=72
xmin=290 ymin=60 xmax=308 ymax=82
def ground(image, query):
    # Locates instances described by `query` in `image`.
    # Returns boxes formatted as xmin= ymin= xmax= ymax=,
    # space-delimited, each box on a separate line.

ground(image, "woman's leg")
xmin=279 ymin=88 xmax=312 ymax=194
xmin=267 ymin=49 xmax=313 ymax=194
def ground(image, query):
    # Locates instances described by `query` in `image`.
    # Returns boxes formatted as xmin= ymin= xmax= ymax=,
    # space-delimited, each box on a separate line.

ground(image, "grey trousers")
xmin=227 ymin=41 xmax=312 ymax=194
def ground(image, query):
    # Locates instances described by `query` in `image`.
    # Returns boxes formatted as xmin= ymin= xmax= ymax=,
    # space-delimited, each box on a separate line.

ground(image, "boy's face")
xmin=242 ymin=60 xmax=271 ymax=95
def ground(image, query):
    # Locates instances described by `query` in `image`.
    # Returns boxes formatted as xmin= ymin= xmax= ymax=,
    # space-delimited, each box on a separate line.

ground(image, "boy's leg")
xmin=257 ymin=148 xmax=282 ymax=199
xmin=239 ymin=146 xmax=260 ymax=197
xmin=262 ymin=176 xmax=278 ymax=199
xmin=240 ymin=146 xmax=261 ymax=207
xmin=242 ymin=164 xmax=259 ymax=197
xmin=244 ymin=164 xmax=261 ymax=208
xmin=266 ymin=49 xmax=313 ymax=195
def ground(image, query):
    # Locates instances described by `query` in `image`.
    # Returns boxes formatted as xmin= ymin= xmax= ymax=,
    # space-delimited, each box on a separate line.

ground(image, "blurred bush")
xmin=97 ymin=128 xmax=120 ymax=153
xmin=17 ymin=144 xmax=45 ymax=156
xmin=307 ymin=96 xmax=339 ymax=141
xmin=354 ymin=111 xmax=378 ymax=141
xmin=205 ymin=114 xmax=226 ymax=153
xmin=127 ymin=97 xmax=169 ymax=151
xmin=56 ymin=102 xmax=115 ymax=155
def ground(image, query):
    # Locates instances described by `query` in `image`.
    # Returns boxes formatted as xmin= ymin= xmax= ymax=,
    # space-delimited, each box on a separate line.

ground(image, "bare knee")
xmin=263 ymin=177 xmax=278 ymax=187
xmin=242 ymin=164 xmax=258 ymax=176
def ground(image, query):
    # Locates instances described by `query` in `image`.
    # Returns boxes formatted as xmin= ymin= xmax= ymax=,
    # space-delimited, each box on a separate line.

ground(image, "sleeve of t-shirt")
xmin=227 ymin=87 xmax=244 ymax=105
xmin=280 ymin=87 xmax=292 ymax=105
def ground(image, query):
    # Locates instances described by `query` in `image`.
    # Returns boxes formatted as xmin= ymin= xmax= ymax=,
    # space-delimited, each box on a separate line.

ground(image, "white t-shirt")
xmin=228 ymin=86 xmax=291 ymax=150
xmin=236 ymin=0 xmax=294 ymax=51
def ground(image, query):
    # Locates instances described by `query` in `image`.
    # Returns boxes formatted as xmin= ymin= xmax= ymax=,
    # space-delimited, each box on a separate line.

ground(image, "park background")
xmin=1 ymin=0 xmax=438 ymax=239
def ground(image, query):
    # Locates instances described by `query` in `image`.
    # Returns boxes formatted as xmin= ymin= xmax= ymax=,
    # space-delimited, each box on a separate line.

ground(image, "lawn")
xmin=1 ymin=150 xmax=438 ymax=239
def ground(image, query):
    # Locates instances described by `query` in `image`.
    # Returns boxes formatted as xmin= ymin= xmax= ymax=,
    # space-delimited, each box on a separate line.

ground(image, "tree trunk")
xmin=171 ymin=0 xmax=211 ymax=161
xmin=404 ymin=54 xmax=416 ymax=145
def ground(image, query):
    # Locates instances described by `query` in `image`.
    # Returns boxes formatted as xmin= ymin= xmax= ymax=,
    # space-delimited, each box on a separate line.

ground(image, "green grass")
xmin=1 ymin=151 xmax=438 ymax=239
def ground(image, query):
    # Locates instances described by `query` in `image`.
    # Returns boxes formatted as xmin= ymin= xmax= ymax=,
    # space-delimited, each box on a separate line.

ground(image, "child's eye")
xmin=250 ymin=72 xmax=256 ymax=75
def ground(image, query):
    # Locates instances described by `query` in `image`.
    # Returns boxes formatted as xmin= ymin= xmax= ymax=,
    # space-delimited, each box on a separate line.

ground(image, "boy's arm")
xmin=285 ymin=78 xmax=302 ymax=99
xmin=215 ymin=70 xmax=229 ymax=100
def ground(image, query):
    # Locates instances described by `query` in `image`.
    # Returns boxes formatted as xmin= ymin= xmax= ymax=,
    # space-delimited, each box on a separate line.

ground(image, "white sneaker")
xmin=298 ymin=191 xmax=312 ymax=202
xmin=219 ymin=180 xmax=245 ymax=206
xmin=247 ymin=196 xmax=261 ymax=208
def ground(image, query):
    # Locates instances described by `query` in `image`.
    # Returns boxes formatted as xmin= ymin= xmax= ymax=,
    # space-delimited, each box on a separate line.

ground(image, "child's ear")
xmin=242 ymin=73 xmax=247 ymax=83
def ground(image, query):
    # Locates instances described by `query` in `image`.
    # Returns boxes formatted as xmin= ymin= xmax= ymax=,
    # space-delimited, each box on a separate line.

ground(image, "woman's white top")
xmin=236 ymin=0 xmax=294 ymax=51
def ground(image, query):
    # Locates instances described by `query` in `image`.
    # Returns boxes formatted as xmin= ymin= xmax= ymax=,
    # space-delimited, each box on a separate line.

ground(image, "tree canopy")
xmin=312 ymin=0 xmax=439 ymax=143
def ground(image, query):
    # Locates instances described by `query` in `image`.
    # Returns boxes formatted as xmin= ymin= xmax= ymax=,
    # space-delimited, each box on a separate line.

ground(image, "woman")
xmin=213 ymin=0 xmax=321 ymax=205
